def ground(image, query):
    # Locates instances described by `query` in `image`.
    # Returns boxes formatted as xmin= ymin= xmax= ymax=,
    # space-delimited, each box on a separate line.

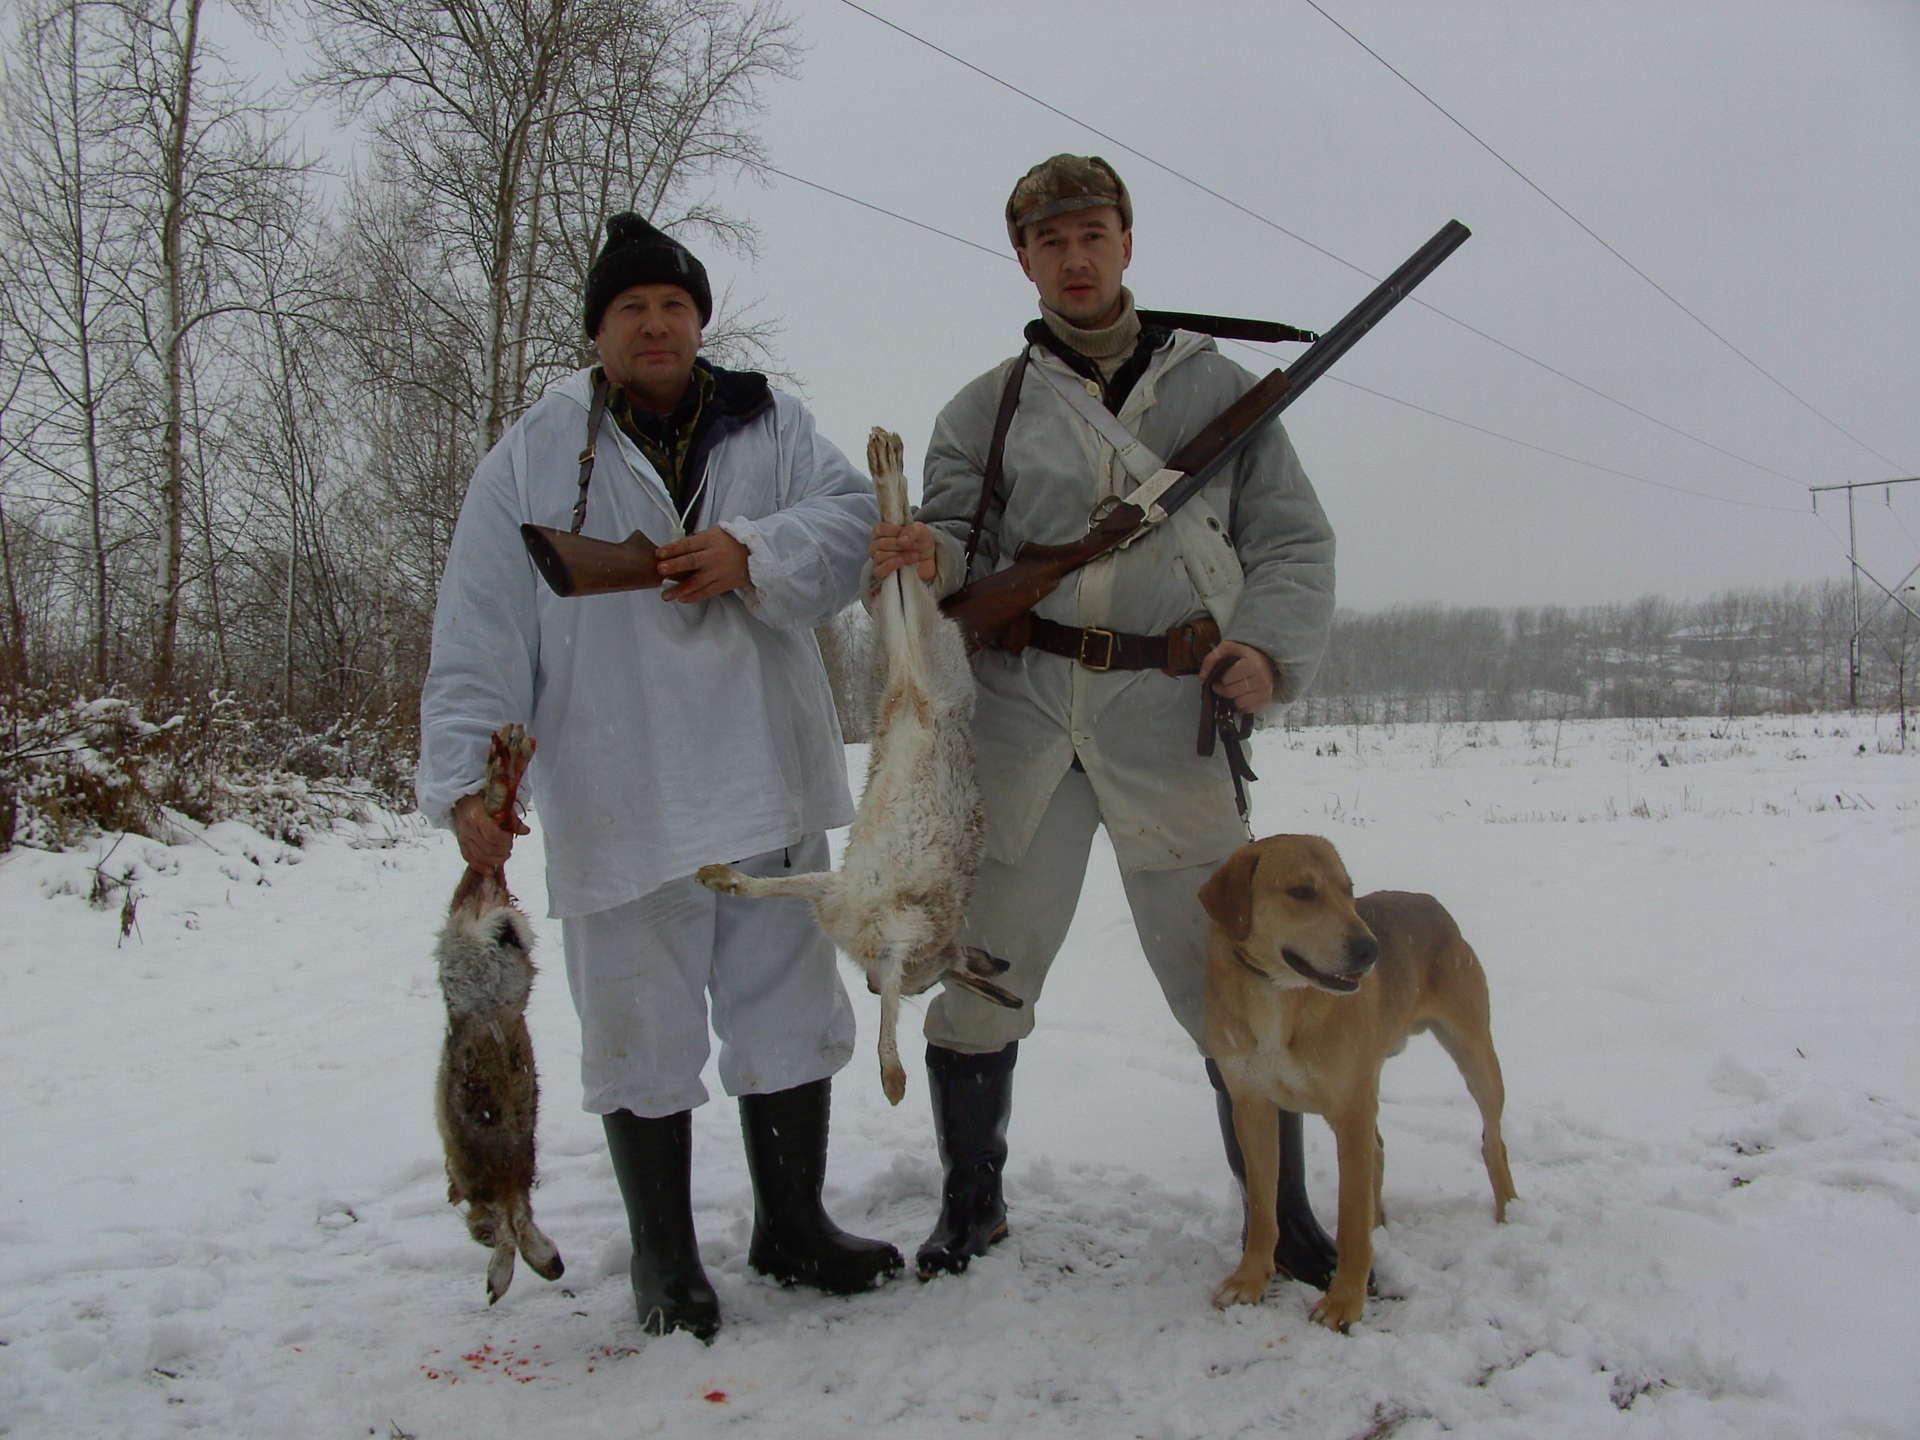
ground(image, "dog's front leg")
xmin=1310 ymin=1099 xmax=1377 ymax=1332
xmin=1212 ymin=1088 xmax=1280 ymax=1308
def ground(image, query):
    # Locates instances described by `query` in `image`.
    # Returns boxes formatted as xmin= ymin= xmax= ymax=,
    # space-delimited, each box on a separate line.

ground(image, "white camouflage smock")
xmin=416 ymin=367 xmax=876 ymax=919
xmin=916 ymin=329 xmax=1335 ymax=876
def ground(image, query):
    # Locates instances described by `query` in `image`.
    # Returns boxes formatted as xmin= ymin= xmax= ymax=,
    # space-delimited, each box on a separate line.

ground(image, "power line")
xmin=1301 ymin=370 xmax=1805 ymax=514
xmin=749 ymin=157 xmax=1809 ymax=518
xmin=755 ymin=163 xmax=1008 ymax=262
xmin=830 ymin=0 xmax=1819 ymax=496
xmin=1298 ymin=0 xmax=1909 ymax=477
xmin=1221 ymin=334 xmax=1804 ymax=511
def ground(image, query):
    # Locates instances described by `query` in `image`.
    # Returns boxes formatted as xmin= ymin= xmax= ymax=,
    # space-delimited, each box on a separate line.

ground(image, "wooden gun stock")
xmin=521 ymin=523 xmax=664 ymax=597
xmin=941 ymin=503 xmax=1145 ymax=651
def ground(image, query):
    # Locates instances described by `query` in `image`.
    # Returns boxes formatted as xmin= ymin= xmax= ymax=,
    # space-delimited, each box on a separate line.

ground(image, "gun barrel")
xmin=1158 ymin=219 xmax=1470 ymax=514
xmin=1279 ymin=219 xmax=1470 ymax=398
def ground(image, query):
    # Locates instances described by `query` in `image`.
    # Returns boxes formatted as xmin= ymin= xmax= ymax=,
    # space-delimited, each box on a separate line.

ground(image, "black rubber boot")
xmin=738 ymin=1079 xmax=903 ymax=1295
xmin=917 ymin=1041 xmax=1017 ymax=1279
xmin=603 ymin=1109 xmax=721 ymax=1341
xmin=1206 ymin=1059 xmax=1339 ymax=1291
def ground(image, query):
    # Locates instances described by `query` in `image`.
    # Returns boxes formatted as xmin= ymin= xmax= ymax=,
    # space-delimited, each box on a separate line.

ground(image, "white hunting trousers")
xmin=923 ymin=766 xmax=1226 ymax=1055
xmin=560 ymin=833 xmax=854 ymax=1117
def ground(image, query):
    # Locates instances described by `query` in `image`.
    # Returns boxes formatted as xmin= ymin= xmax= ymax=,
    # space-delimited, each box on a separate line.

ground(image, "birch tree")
xmin=0 ymin=0 xmax=144 ymax=685
xmin=100 ymin=0 xmax=322 ymax=695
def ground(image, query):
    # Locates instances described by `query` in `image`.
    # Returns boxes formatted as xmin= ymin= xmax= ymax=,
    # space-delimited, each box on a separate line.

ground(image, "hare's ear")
xmin=1198 ymin=847 xmax=1260 ymax=942
xmin=490 ymin=911 xmax=530 ymax=953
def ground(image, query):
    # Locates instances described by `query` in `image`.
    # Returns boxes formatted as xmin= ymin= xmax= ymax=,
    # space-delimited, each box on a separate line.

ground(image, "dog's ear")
xmin=1198 ymin=848 xmax=1259 ymax=941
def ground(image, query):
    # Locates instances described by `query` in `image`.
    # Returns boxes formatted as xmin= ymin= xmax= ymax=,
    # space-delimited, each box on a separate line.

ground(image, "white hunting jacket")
xmin=915 ymin=329 xmax=1335 ymax=873
xmin=417 ymin=367 xmax=876 ymax=918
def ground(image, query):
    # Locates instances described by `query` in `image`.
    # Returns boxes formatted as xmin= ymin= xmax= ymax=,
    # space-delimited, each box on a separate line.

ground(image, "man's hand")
xmin=869 ymin=520 xmax=936 ymax=586
xmin=453 ymin=790 xmax=529 ymax=871
xmin=1199 ymin=640 xmax=1279 ymax=714
xmin=656 ymin=527 xmax=751 ymax=603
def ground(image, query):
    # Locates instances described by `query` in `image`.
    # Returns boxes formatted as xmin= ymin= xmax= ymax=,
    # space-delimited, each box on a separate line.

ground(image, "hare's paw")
xmin=695 ymin=864 xmax=747 ymax=894
xmin=866 ymin=427 xmax=905 ymax=481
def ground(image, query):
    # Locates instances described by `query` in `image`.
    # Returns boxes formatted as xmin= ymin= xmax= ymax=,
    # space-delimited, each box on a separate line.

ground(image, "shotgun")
xmin=940 ymin=219 xmax=1470 ymax=652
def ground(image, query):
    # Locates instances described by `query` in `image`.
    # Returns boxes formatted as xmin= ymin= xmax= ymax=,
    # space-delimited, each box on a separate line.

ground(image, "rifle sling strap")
xmin=964 ymin=350 xmax=1030 ymax=579
xmin=570 ymin=371 xmax=611 ymax=534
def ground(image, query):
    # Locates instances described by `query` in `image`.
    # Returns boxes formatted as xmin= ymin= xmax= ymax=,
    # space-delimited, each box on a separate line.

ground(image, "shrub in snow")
xmin=2 ymin=688 xmax=416 ymax=852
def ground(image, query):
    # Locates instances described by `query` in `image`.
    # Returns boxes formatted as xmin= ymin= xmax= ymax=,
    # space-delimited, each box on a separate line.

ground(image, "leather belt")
xmin=996 ymin=614 xmax=1220 ymax=676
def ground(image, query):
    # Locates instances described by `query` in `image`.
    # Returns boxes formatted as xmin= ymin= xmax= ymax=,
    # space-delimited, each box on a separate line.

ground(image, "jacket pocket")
xmin=1170 ymin=497 xmax=1243 ymax=627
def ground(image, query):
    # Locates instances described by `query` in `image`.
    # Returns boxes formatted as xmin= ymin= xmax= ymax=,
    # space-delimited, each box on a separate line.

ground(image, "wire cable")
xmin=1217 ymin=337 xmax=1804 ymax=513
xmin=749 ymin=156 xmax=1811 ymax=518
xmin=830 ymin=0 xmax=1829 ymax=495
xmin=755 ymin=163 xmax=1009 ymax=262
xmin=1298 ymin=0 xmax=1910 ymax=477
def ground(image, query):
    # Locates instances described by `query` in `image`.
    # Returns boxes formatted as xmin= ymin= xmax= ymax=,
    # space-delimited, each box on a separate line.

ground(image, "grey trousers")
xmin=560 ymin=833 xmax=855 ymax=1117
xmin=924 ymin=765 xmax=1225 ymax=1055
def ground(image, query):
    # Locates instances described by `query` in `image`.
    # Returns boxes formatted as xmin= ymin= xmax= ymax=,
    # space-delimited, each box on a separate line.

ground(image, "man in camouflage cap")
xmin=1003 ymin=153 xmax=1132 ymax=250
xmin=869 ymin=155 xmax=1340 ymax=1288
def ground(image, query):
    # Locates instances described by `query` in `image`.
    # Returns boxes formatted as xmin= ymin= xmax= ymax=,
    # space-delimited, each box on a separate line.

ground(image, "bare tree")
xmin=0 ymin=0 xmax=147 ymax=685
xmin=99 ymin=0 xmax=321 ymax=695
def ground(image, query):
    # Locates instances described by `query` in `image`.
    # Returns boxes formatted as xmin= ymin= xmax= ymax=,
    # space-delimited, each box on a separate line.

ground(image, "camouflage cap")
xmin=1005 ymin=154 xmax=1132 ymax=248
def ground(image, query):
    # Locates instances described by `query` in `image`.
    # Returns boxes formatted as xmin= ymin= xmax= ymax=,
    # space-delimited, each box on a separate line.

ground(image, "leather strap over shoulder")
xmin=964 ymin=351 xmax=1030 ymax=580
xmin=571 ymin=371 xmax=612 ymax=535
xmin=1030 ymin=358 xmax=1167 ymax=484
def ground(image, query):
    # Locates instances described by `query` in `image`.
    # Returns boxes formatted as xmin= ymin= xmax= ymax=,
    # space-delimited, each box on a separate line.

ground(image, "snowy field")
xmin=4 ymin=712 xmax=1917 ymax=1439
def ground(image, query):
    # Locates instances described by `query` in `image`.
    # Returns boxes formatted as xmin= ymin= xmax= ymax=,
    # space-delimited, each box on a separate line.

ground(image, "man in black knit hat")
xmin=420 ymin=212 xmax=892 ymax=1341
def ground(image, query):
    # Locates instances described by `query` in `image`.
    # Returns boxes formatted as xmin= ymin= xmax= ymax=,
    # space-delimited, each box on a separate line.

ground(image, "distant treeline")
xmin=1288 ymin=581 xmax=1915 ymax=725
xmin=822 ymin=580 xmax=1915 ymax=741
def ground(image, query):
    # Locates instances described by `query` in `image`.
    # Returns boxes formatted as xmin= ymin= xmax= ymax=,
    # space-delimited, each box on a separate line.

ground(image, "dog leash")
xmin=1197 ymin=689 xmax=1258 ymax=832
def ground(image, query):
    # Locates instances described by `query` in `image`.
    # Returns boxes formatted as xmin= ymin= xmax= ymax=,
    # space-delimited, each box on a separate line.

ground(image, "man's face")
xmin=595 ymin=283 xmax=702 ymax=410
xmin=1016 ymin=206 xmax=1132 ymax=327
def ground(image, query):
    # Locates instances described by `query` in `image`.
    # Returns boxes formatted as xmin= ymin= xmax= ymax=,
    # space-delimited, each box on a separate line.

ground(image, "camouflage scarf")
xmin=600 ymin=363 xmax=715 ymax=506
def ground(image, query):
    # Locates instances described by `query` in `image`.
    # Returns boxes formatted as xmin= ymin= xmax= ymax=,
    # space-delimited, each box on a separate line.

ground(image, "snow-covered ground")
xmin=4 ymin=713 xmax=1917 ymax=1439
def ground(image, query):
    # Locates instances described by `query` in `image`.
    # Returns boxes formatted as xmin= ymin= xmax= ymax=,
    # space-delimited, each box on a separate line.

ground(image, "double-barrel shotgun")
xmin=940 ymin=219 xmax=1470 ymax=652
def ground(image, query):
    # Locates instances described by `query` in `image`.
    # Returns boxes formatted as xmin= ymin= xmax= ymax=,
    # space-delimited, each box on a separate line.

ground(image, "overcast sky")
xmin=689 ymin=0 xmax=1919 ymax=611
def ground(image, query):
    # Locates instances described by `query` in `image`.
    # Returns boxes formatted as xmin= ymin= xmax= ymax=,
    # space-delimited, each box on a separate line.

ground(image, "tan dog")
xmin=1201 ymin=834 xmax=1515 ymax=1331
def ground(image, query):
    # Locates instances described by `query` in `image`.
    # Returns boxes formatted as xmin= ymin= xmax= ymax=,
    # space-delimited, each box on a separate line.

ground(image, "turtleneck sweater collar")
xmin=1039 ymin=287 xmax=1141 ymax=378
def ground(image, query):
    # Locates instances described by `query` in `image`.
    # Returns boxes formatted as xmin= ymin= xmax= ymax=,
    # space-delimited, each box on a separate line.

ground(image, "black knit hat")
xmin=583 ymin=213 xmax=713 ymax=337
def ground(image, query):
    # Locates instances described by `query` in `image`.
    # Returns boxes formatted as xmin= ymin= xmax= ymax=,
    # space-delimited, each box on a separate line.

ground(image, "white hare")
xmin=699 ymin=429 xmax=1017 ymax=1103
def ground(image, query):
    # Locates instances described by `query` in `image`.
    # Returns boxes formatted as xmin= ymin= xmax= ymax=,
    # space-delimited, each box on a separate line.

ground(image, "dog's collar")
xmin=1226 ymin=939 xmax=1273 ymax=981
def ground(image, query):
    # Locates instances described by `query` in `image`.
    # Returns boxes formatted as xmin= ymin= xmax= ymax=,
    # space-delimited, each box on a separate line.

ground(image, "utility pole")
xmin=1810 ymin=476 xmax=1920 ymax=709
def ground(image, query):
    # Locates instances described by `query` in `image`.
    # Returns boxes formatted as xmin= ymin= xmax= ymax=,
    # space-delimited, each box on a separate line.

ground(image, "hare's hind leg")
xmin=511 ymin=1193 xmax=565 ymax=1282
xmin=465 ymin=1200 xmax=519 ymax=1305
xmin=696 ymin=864 xmax=832 ymax=902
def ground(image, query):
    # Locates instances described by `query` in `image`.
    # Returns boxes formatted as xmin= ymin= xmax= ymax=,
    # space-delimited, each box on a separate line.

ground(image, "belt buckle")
xmin=1077 ymin=626 xmax=1117 ymax=672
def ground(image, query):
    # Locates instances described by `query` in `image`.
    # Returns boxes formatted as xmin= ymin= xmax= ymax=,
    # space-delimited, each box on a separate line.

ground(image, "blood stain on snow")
xmin=705 ymin=1390 xmax=729 ymax=1404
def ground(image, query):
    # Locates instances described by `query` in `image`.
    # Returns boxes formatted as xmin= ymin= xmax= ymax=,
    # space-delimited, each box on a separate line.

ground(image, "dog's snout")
xmin=1346 ymin=932 xmax=1379 ymax=971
